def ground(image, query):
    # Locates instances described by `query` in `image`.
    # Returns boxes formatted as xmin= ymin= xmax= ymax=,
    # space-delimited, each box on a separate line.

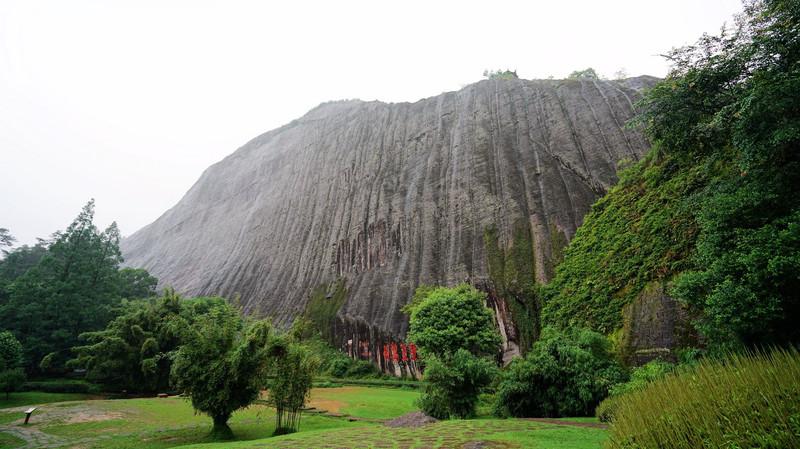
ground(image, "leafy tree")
xmin=417 ymin=349 xmax=496 ymax=419
xmin=0 ymin=331 xmax=25 ymax=399
xmin=568 ymin=68 xmax=599 ymax=79
xmin=0 ymin=200 xmax=156 ymax=373
xmin=116 ymin=268 xmax=158 ymax=299
xmin=70 ymin=289 xmax=225 ymax=393
xmin=405 ymin=284 xmax=501 ymax=359
xmin=406 ymin=284 xmax=501 ymax=420
xmin=544 ymin=0 xmax=800 ymax=352
xmin=483 ymin=69 xmax=518 ymax=80
xmin=0 ymin=228 xmax=14 ymax=249
xmin=634 ymin=0 xmax=800 ymax=350
xmin=266 ymin=336 xmax=318 ymax=434
xmin=494 ymin=327 xmax=626 ymax=418
xmin=171 ymin=304 xmax=271 ymax=439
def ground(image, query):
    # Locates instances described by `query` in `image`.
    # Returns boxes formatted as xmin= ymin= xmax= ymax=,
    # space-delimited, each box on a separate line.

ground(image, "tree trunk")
xmin=210 ymin=415 xmax=233 ymax=440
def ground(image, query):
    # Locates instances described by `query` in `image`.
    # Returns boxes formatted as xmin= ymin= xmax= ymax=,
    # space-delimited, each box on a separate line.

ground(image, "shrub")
xmin=494 ymin=327 xmax=626 ymax=418
xmin=418 ymin=349 xmax=497 ymax=419
xmin=606 ymin=348 xmax=800 ymax=449
xmin=22 ymin=379 xmax=101 ymax=394
xmin=0 ymin=330 xmax=25 ymax=398
xmin=266 ymin=338 xmax=318 ymax=435
xmin=596 ymin=360 xmax=674 ymax=423
xmin=405 ymin=284 xmax=501 ymax=358
xmin=70 ymin=290 xmax=227 ymax=393
xmin=171 ymin=305 xmax=271 ymax=439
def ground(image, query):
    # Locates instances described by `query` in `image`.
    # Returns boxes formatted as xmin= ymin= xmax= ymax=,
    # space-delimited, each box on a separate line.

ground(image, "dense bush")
xmin=22 ymin=379 xmax=100 ymax=394
xmin=266 ymin=337 xmax=318 ymax=434
xmin=596 ymin=359 xmax=674 ymax=422
xmin=70 ymin=289 xmax=226 ymax=393
xmin=405 ymin=284 xmax=501 ymax=358
xmin=494 ymin=327 xmax=626 ymax=418
xmin=418 ymin=349 xmax=496 ymax=419
xmin=171 ymin=304 xmax=272 ymax=439
xmin=407 ymin=285 xmax=500 ymax=420
xmin=641 ymin=0 xmax=800 ymax=350
xmin=606 ymin=348 xmax=800 ymax=449
xmin=0 ymin=330 xmax=25 ymax=398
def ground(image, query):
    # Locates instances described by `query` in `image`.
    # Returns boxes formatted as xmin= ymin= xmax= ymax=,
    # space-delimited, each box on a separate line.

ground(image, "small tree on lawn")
xmin=405 ymin=284 xmax=501 ymax=419
xmin=171 ymin=304 xmax=271 ymax=439
xmin=266 ymin=336 xmax=319 ymax=435
xmin=0 ymin=330 xmax=25 ymax=399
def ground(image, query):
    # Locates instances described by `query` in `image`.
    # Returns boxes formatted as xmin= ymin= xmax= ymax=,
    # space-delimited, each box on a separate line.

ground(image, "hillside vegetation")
xmin=543 ymin=0 xmax=800 ymax=353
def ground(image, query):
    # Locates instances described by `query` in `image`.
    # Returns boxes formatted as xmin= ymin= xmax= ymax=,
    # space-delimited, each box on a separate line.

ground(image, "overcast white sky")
xmin=1 ymin=0 xmax=744 ymax=247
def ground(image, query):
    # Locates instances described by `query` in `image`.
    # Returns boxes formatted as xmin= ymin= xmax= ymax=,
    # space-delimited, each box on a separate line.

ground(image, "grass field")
xmin=0 ymin=387 xmax=606 ymax=449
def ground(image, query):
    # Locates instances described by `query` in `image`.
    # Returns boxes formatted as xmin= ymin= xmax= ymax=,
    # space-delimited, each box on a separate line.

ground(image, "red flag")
xmin=401 ymin=343 xmax=408 ymax=362
xmin=383 ymin=344 xmax=390 ymax=361
xmin=409 ymin=343 xmax=418 ymax=361
xmin=390 ymin=342 xmax=399 ymax=362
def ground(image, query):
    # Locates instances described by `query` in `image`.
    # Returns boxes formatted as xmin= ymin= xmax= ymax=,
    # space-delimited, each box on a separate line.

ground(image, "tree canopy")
xmin=405 ymin=284 xmax=501 ymax=358
xmin=0 ymin=200 xmax=158 ymax=373
xmin=171 ymin=303 xmax=272 ymax=439
xmin=70 ymin=289 xmax=226 ymax=393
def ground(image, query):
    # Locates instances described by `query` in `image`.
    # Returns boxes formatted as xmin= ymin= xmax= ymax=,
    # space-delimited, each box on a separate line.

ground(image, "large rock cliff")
xmin=122 ymin=76 xmax=656 ymax=372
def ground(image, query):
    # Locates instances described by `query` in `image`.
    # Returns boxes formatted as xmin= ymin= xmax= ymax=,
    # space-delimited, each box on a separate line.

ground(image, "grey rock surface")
xmin=122 ymin=76 xmax=655 ymax=359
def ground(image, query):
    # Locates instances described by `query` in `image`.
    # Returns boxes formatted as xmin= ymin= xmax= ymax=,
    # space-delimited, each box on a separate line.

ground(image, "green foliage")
xmin=70 ymin=289 xmax=226 ymax=393
xmin=405 ymin=284 xmax=501 ymax=358
xmin=596 ymin=359 xmax=674 ymax=422
xmin=418 ymin=349 xmax=497 ymax=419
xmin=568 ymin=68 xmax=599 ymax=79
xmin=171 ymin=304 xmax=272 ymax=439
xmin=0 ymin=330 xmax=25 ymax=398
xmin=0 ymin=200 xmax=158 ymax=373
xmin=494 ymin=327 xmax=626 ymax=418
xmin=22 ymin=378 xmax=100 ymax=394
xmin=483 ymin=224 xmax=539 ymax=352
xmin=483 ymin=69 xmax=518 ymax=80
xmin=303 ymin=280 xmax=347 ymax=342
xmin=635 ymin=0 xmax=800 ymax=350
xmin=289 ymin=321 xmax=380 ymax=379
xmin=542 ymin=152 xmax=704 ymax=333
xmin=266 ymin=337 xmax=319 ymax=434
xmin=117 ymin=268 xmax=158 ymax=299
xmin=0 ymin=228 xmax=14 ymax=248
xmin=606 ymin=348 xmax=800 ymax=449
xmin=545 ymin=1 xmax=800 ymax=352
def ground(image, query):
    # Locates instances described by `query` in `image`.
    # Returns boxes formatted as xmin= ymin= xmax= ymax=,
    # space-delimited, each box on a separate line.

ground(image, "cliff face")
xmin=122 ymin=76 xmax=656 ymax=371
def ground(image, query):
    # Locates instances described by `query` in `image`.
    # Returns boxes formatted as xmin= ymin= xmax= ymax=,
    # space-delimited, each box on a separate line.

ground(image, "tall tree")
xmin=0 ymin=331 xmax=25 ymax=399
xmin=0 ymin=228 xmax=15 ymax=249
xmin=70 ymin=289 xmax=225 ymax=393
xmin=0 ymin=200 xmax=147 ymax=373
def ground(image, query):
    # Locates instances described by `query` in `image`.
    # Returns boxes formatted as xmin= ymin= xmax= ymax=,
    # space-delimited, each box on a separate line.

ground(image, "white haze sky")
xmin=1 ymin=0 xmax=744 ymax=247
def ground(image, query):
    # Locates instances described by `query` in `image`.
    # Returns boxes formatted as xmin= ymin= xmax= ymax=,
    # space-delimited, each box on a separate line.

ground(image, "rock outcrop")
xmin=122 ymin=76 xmax=656 ymax=371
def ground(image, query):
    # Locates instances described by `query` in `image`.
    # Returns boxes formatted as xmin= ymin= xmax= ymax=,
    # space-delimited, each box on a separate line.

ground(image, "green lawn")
xmin=180 ymin=418 xmax=607 ymax=449
xmin=308 ymin=386 xmax=419 ymax=419
xmin=0 ymin=387 xmax=606 ymax=449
